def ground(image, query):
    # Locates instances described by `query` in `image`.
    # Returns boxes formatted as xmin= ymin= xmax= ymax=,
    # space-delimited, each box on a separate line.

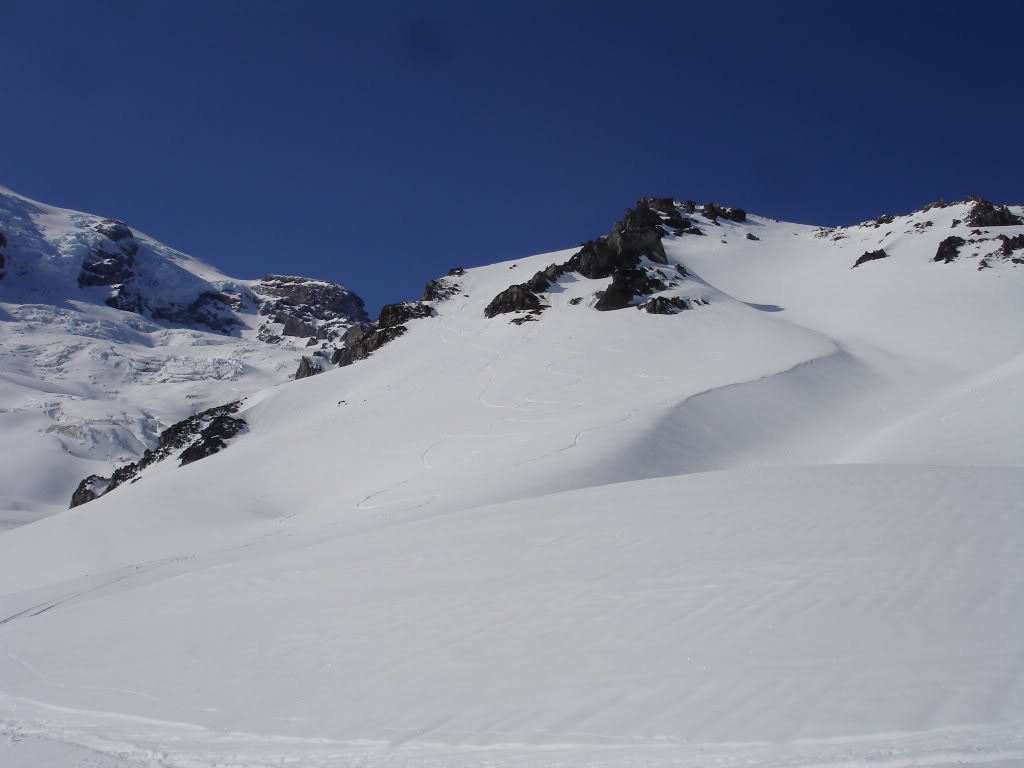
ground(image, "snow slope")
xmin=1 ymin=197 xmax=1023 ymax=767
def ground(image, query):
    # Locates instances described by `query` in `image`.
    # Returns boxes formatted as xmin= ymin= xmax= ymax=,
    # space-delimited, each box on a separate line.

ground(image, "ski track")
xmin=4 ymin=711 xmax=1024 ymax=768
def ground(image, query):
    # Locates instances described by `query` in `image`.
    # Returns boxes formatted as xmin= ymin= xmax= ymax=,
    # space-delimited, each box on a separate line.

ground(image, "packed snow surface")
xmin=1 ymin=197 xmax=1023 ymax=767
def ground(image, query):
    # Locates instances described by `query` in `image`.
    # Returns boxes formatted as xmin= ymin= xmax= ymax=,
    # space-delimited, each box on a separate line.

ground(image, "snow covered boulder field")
xmin=1 ymin=192 xmax=1023 ymax=767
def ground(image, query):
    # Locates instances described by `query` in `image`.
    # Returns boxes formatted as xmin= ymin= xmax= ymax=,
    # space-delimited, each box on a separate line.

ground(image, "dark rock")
xmin=0 ymin=231 xmax=6 ymax=248
xmin=641 ymin=296 xmax=690 ymax=314
xmin=281 ymin=315 xmax=317 ymax=338
xmin=422 ymin=275 xmax=461 ymax=302
xmin=330 ymin=347 xmax=353 ymax=366
xmin=611 ymin=225 xmax=668 ymax=264
xmin=921 ymin=200 xmax=947 ymax=211
xmin=680 ymin=201 xmax=697 ymax=214
xmin=565 ymin=238 xmax=625 ymax=279
xmin=874 ymin=214 xmax=896 ymax=228
xmin=333 ymin=325 xmax=408 ymax=366
xmin=253 ymin=275 xmax=369 ymax=324
xmin=78 ymin=248 xmax=135 ymax=287
xmin=341 ymin=322 xmax=375 ymax=348
xmin=998 ymin=234 xmax=1024 ymax=255
xmin=568 ymin=297 xmax=583 ymax=305
xmin=94 ymin=219 xmax=134 ymax=242
xmin=647 ymin=197 xmax=677 ymax=216
xmin=952 ymin=219 xmax=962 ymax=228
xmin=620 ymin=200 xmax=664 ymax=230
xmin=509 ymin=314 xmax=540 ymax=325
xmin=702 ymin=202 xmax=725 ymax=223
xmin=725 ymin=207 xmax=747 ymax=222
xmin=934 ymin=236 xmax=966 ymax=263
xmin=178 ymin=411 xmax=248 ymax=466
xmin=294 ymin=356 xmax=324 ymax=380
xmin=745 ymin=233 xmax=760 ymax=241
xmin=70 ymin=475 xmax=109 ymax=508
xmin=378 ymin=301 xmax=433 ymax=328
xmin=448 ymin=267 xmax=466 ymax=276
xmin=305 ymin=337 xmax=318 ymax=347
xmin=105 ymin=284 xmax=143 ymax=314
xmin=524 ymin=263 xmax=568 ymax=293
xmin=966 ymin=198 xmax=1022 ymax=227
xmin=151 ymin=291 xmax=243 ymax=333
xmin=484 ymin=285 xmax=544 ymax=318
xmin=594 ymin=267 xmax=666 ymax=311
xmin=853 ymin=249 xmax=890 ymax=268
xmin=257 ymin=324 xmax=282 ymax=344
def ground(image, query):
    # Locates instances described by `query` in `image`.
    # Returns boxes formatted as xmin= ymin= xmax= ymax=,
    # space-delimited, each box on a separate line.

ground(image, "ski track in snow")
xmin=4 ymin=710 xmax=1024 ymax=768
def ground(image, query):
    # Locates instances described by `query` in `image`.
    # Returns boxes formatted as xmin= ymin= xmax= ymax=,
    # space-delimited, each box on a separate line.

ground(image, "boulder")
xmin=745 ymin=233 xmax=760 ymax=241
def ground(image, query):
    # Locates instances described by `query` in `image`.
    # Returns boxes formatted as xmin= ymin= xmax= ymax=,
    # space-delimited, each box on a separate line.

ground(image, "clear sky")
xmin=5 ymin=0 xmax=1022 ymax=313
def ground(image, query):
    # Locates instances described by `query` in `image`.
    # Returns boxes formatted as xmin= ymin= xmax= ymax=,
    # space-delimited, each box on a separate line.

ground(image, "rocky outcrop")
xmin=252 ymin=274 xmax=369 ymax=343
xmin=594 ymin=266 xmax=666 ymax=311
xmin=78 ymin=221 xmax=142 ymax=305
xmin=378 ymin=301 xmax=434 ymax=328
xmin=78 ymin=247 xmax=136 ymax=288
xmin=965 ymin=197 xmax=1022 ymax=228
xmin=69 ymin=402 xmax=247 ymax=507
xmin=702 ymin=203 xmax=747 ymax=223
xmin=853 ymin=249 xmax=890 ymax=268
xmin=70 ymin=475 xmax=110 ymax=508
xmin=934 ymin=236 xmax=966 ymax=264
xmin=331 ymin=325 xmax=408 ymax=366
xmin=152 ymin=291 xmax=242 ymax=333
xmin=254 ymin=275 xmax=368 ymax=320
xmin=998 ymin=234 xmax=1024 ymax=255
xmin=640 ymin=296 xmax=691 ymax=314
xmin=484 ymin=285 xmax=544 ymax=318
xmin=484 ymin=198 xmax=715 ymax=319
xmin=294 ymin=355 xmax=325 ymax=380
xmin=422 ymin=267 xmax=465 ymax=302
xmin=94 ymin=219 xmax=138 ymax=251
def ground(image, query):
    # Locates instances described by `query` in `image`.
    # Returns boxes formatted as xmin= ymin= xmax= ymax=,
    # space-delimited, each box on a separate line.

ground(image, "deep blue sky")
xmin=4 ymin=0 xmax=1021 ymax=313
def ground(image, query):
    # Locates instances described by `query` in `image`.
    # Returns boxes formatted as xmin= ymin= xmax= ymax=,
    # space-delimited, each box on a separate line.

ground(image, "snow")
xmin=1 ymin=194 xmax=1023 ymax=766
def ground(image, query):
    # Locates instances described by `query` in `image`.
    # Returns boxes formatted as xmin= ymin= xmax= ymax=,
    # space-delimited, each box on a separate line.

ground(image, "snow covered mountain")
xmin=0 ymin=186 xmax=368 ymax=527
xmin=1 ymin=190 xmax=1023 ymax=768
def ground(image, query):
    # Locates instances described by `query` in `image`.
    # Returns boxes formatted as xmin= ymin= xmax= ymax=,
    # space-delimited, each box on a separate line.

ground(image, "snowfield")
xmin=1 ymin=194 xmax=1023 ymax=767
